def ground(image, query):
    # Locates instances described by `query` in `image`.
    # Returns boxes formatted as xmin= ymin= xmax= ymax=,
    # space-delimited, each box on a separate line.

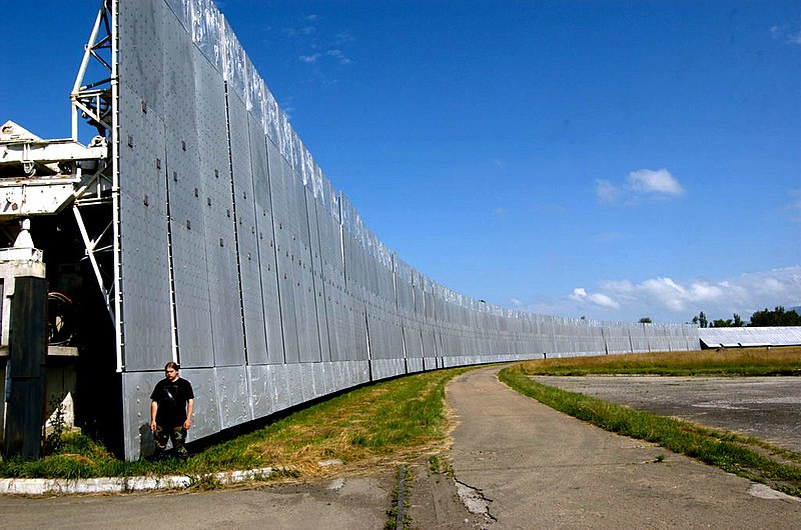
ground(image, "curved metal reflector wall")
xmin=113 ymin=0 xmax=699 ymax=458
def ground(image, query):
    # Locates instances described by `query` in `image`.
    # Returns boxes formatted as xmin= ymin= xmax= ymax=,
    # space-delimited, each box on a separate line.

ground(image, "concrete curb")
xmin=0 ymin=467 xmax=277 ymax=495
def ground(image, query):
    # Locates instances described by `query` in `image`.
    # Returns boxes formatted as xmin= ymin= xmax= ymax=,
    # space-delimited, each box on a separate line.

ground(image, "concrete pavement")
xmin=421 ymin=366 xmax=801 ymax=529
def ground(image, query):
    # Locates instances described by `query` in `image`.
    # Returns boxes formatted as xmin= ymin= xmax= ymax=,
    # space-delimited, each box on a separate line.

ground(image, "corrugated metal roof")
xmin=698 ymin=327 xmax=801 ymax=348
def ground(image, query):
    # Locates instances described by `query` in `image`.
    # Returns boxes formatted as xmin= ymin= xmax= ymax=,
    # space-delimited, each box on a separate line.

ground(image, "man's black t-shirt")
xmin=150 ymin=377 xmax=194 ymax=427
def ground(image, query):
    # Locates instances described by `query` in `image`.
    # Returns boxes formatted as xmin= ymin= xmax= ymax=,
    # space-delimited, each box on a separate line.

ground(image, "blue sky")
xmin=1 ymin=0 xmax=799 ymax=324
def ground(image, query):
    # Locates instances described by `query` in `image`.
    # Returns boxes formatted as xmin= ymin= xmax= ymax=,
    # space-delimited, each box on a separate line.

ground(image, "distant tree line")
xmin=691 ymin=306 xmax=801 ymax=328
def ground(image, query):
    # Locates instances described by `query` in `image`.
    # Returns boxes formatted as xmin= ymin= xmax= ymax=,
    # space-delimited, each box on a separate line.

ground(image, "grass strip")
xmin=0 ymin=367 xmax=471 ymax=480
xmin=499 ymin=365 xmax=801 ymax=497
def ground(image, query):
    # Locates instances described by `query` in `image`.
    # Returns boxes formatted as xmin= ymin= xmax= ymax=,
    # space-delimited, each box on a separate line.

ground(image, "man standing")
xmin=150 ymin=362 xmax=194 ymax=459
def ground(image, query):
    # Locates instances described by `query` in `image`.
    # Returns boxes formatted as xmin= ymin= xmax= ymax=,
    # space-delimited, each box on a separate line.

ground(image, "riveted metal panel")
xmin=326 ymin=282 xmax=347 ymax=361
xmin=344 ymin=291 xmax=368 ymax=361
xmin=282 ymin=362 xmax=303 ymax=407
xmin=275 ymin=245 xmax=300 ymax=363
xmin=247 ymin=364 xmax=275 ymax=418
xmin=121 ymin=370 xmax=161 ymax=460
xmin=254 ymin=138 xmax=283 ymax=364
xmin=294 ymin=235 xmax=321 ymax=363
xmin=263 ymin=364 xmax=292 ymax=412
xmin=162 ymin=14 xmax=214 ymax=368
xmin=117 ymin=86 xmax=172 ymax=371
xmin=177 ymin=367 xmax=221 ymax=439
xmin=407 ymin=357 xmax=424 ymax=373
xmin=269 ymin=147 xmax=300 ymax=363
xmin=299 ymin=362 xmax=318 ymax=402
xmin=195 ymin=53 xmax=245 ymax=366
xmin=307 ymin=188 xmax=331 ymax=363
xmin=215 ymin=365 xmax=252 ymax=429
xmin=228 ymin=92 xmax=268 ymax=362
xmin=118 ymin=0 xmax=166 ymax=116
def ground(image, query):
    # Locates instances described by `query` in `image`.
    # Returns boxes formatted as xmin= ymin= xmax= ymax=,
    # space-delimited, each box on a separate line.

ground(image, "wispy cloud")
xmin=327 ymin=49 xmax=353 ymax=65
xmin=285 ymin=14 xmax=355 ymax=68
xmin=299 ymin=53 xmax=322 ymax=64
xmin=771 ymin=24 xmax=801 ymax=45
xmin=786 ymin=189 xmax=801 ymax=222
xmin=517 ymin=267 xmax=801 ymax=323
xmin=597 ymin=168 xmax=684 ymax=205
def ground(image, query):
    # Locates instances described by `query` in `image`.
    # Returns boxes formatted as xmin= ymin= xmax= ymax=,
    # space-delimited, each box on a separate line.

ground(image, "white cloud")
xmin=597 ymin=168 xmax=684 ymax=205
xmin=517 ymin=267 xmax=801 ymax=323
xmin=626 ymin=168 xmax=684 ymax=196
xmin=570 ymin=288 xmax=620 ymax=309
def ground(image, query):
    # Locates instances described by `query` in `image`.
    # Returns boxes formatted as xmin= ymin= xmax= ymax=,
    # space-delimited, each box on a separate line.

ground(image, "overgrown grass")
xmin=499 ymin=363 xmax=801 ymax=497
xmin=517 ymin=347 xmax=801 ymax=376
xmin=0 ymin=367 xmax=471 ymax=480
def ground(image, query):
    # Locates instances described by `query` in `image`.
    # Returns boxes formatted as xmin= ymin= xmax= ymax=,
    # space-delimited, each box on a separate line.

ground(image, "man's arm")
xmin=150 ymin=401 xmax=158 ymax=431
xmin=184 ymin=398 xmax=194 ymax=430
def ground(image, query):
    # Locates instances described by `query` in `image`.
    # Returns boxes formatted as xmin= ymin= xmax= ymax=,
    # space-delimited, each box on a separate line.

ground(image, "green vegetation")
xmin=500 ymin=348 xmax=801 ymax=497
xmin=0 ymin=367 xmax=471 ymax=481
xmin=514 ymin=347 xmax=801 ymax=376
xmin=693 ymin=306 xmax=801 ymax=327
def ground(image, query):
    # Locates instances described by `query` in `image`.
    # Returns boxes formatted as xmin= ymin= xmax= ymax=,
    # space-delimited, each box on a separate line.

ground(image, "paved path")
xmin=0 ymin=474 xmax=394 ymax=529
xmin=430 ymin=366 xmax=801 ymax=529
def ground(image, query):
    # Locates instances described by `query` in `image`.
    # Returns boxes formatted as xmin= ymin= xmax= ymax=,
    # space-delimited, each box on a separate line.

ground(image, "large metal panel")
xmin=215 ymin=365 xmax=253 ymax=429
xmin=117 ymin=85 xmax=172 ymax=371
xmin=228 ymin=92 xmax=268 ymax=363
xmin=163 ymin=9 xmax=214 ymax=368
xmin=118 ymin=0 xmax=166 ymax=116
xmin=178 ymin=367 xmax=222 ymax=439
xmin=253 ymin=137 xmax=284 ymax=364
xmin=247 ymin=364 xmax=277 ymax=418
xmin=121 ymin=371 xmax=161 ymax=460
xmin=194 ymin=50 xmax=245 ymax=366
xmin=307 ymin=188 xmax=331 ymax=362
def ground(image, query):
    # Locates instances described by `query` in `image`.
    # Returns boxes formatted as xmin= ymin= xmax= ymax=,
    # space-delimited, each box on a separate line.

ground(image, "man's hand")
xmin=150 ymin=420 xmax=157 ymax=432
xmin=183 ymin=417 xmax=192 ymax=430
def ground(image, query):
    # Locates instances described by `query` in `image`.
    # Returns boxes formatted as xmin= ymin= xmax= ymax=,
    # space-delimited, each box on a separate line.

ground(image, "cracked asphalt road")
xmin=435 ymin=366 xmax=801 ymax=529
